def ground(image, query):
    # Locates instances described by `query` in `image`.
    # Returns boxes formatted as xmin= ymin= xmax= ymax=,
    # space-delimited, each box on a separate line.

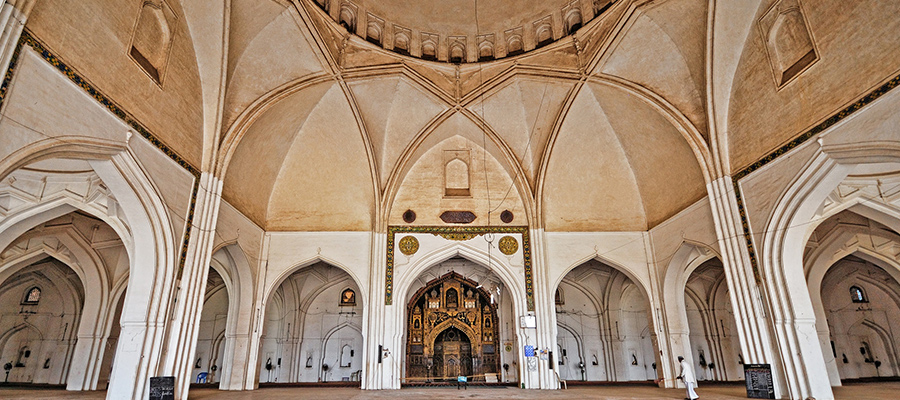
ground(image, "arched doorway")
xmin=190 ymin=268 xmax=229 ymax=385
xmin=258 ymin=262 xmax=363 ymax=384
xmin=821 ymin=255 xmax=900 ymax=380
xmin=0 ymin=207 xmax=127 ymax=392
xmin=554 ymin=259 xmax=657 ymax=382
xmin=683 ymin=259 xmax=742 ymax=381
xmin=803 ymin=209 xmax=900 ymax=384
xmin=405 ymin=271 xmax=499 ymax=382
xmin=0 ymin=259 xmax=82 ymax=384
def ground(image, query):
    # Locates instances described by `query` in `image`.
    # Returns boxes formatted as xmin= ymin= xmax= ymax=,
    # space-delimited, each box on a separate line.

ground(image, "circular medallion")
xmin=500 ymin=210 xmax=514 ymax=223
xmin=498 ymin=236 xmax=518 ymax=255
xmin=398 ymin=235 xmax=419 ymax=256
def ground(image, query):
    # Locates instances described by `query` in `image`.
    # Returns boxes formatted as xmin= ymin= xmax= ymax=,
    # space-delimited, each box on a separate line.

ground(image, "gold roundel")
xmin=398 ymin=235 xmax=419 ymax=256
xmin=498 ymin=236 xmax=518 ymax=255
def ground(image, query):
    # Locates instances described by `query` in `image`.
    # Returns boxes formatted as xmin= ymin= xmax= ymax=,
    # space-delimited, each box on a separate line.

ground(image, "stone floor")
xmin=1 ymin=382 xmax=899 ymax=399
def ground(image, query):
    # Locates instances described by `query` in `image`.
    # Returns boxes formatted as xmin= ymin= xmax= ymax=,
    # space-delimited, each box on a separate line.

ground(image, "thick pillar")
xmin=243 ymin=233 xmax=271 ymax=389
xmin=218 ymin=332 xmax=251 ymax=389
xmin=362 ymin=231 xmax=387 ymax=389
xmin=160 ymin=173 xmax=224 ymax=400
xmin=531 ymin=228 xmax=560 ymax=389
xmin=67 ymin=334 xmax=107 ymax=390
xmin=643 ymin=232 xmax=677 ymax=388
xmin=707 ymin=177 xmax=785 ymax=394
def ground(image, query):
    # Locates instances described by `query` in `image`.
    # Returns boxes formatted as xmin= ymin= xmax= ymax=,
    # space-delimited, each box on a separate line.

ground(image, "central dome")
xmin=309 ymin=0 xmax=616 ymax=62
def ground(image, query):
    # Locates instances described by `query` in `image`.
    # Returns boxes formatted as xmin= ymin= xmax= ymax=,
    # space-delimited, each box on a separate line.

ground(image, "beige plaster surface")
xmin=223 ymin=4 xmax=327 ymax=128
xmin=599 ymin=0 xmax=708 ymax=136
xmin=2 ymin=382 xmax=899 ymax=399
xmin=348 ymin=76 xmax=449 ymax=188
xmin=389 ymin=132 xmax=527 ymax=227
xmin=542 ymin=82 xmax=705 ymax=231
xmin=728 ymin=0 xmax=900 ymax=172
xmin=28 ymin=0 xmax=205 ymax=167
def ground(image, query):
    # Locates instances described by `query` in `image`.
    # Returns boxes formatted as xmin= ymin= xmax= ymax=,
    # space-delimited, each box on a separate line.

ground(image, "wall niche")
xmin=758 ymin=0 xmax=818 ymax=88
xmin=443 ymin=149 xmax=471 ymax=197
xmin=129 ymin=0 xmax=176 ymax=84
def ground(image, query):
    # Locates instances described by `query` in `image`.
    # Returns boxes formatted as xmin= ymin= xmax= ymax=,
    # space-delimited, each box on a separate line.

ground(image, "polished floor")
xmin=1 ymin=382 xmax=898 ymax=399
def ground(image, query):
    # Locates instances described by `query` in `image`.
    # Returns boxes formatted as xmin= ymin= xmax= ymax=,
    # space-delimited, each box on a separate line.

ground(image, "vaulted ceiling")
xmin=26 ymin=0 xmax=899 ymax=232
xmin=220 ymin=0 xmax=711 ymax=232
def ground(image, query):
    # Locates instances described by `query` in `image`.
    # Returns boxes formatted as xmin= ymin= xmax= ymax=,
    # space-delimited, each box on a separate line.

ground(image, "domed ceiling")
xmin=219 ymin=0 xmax=713 ymax=232
xmin=310 ymin=0 xmax=615 ymax=62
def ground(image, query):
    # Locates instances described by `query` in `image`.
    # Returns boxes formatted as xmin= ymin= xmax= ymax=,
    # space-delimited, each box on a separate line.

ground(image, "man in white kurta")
xmin=678 ymin=356 xmax=699 ymax=400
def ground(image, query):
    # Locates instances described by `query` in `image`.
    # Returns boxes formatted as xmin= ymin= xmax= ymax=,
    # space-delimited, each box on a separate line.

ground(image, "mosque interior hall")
xmin=0 ymin=1 xmax=899 ymax=399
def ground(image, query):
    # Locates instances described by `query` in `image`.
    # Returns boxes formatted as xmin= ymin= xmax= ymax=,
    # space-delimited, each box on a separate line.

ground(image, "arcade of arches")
xmin=0 ymin=1 xmax=899 ymax=400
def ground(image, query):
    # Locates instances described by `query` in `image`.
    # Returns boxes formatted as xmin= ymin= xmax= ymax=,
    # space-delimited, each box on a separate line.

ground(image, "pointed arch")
xmin=0 ymin=140 xmax=179 ymax=399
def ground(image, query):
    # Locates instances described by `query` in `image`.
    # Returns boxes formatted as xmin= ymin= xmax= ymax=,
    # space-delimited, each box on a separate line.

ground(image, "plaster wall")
xmin=27 ymin=0 xmax=205 ymax=166
xmin=0 ymin=260 xmax=81 ymax=384
xmin=0 ymin=46 xmax=197 ymax=250
xmin=729 ymin=0 xmax=900 ymax=171
xmin=821 ymin=258 xmax=900 ymax=380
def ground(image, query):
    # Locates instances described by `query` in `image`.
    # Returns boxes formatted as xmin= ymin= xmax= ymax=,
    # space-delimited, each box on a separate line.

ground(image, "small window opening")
xmin=22 ymin=287 xmax=41 ymax=305
xmin=850 ymin=285 xmax=868 ymax=303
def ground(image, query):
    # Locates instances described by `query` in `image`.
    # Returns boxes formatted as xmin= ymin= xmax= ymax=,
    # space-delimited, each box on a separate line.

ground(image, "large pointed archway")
xmin=405 ymin=271 xmax=500 ymax=382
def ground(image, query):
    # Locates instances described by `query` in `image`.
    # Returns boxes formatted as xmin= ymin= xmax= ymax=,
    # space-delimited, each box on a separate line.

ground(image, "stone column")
xmin=66 ymin=333 xmax=107 ymax=390
xmin=706 ymin=177 xmax=784 ymax=394
xmin=243 ymin=233 xmax=271 ymax=389
xmin=0 ymin=0 xmax=35 ymax=77
xmin=643 ymin=233 xmax=676 ymax=388
xmin=362 ymin=231 xmax=391 ymax=389
xmin=160 ymin=173 xmax=224 ymax=400
xmin=530 ymin=228 xmax=558 ymax=389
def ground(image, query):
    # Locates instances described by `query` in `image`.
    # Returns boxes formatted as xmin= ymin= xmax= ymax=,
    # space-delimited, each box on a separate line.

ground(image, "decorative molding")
xmin=498 ymin=236 xmax=518 ymax=256
xmin=0 ymin=30 xmax=202 ymax=277
xmin=305 ymin=0 xmax=618 ymax=63
xmin=731 ymin=72 xmax=900 ymax=282
xmin=398 ymin=235 xmax=419 ymax=256
xmin=386 ymin=225 xmax=534 ymax=311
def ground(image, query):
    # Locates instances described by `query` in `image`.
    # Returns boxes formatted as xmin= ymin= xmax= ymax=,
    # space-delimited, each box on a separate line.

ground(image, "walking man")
xmin=677 ymin=356 xmax=699 ymax=400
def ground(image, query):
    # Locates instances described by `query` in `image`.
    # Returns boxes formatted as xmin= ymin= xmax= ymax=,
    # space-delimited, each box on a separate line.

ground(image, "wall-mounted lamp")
xmin=631 ymin=354 xmax=638 ymax=366
xmin=195 ymin=357 xmax=202 ymax=369
xmin=592 ymin=354 xmax=599 ymax=365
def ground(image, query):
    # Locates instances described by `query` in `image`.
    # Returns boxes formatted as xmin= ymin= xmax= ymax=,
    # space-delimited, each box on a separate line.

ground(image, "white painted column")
xmin=66 ymin=278 xmax=111 ymax=390
xmin=219 ymin=332 xmax=251 ymax=389
xmin=643 ymin=232 xmax=677 ymax=388
xmin=66 ymin=334 xmax=107 ymax=390
xmin=363 ymin=231 xmax=387 ymax=389
xmin=530 ymin=228 xmax=557 ymax=389
xmin=707 ymin=177 xmax=784 ymax=394
xmin=0 ymin=0 xmax=34 ymax=77
xmin=160 ymin=173 xmax=224 ymax=400
xmin=243 ymin=233 xmax=271 ymax=389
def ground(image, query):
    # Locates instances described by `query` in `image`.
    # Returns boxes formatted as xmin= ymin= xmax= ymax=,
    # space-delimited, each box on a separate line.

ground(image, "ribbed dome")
xmin=308 ymin=0 xmax=616 ymax=62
